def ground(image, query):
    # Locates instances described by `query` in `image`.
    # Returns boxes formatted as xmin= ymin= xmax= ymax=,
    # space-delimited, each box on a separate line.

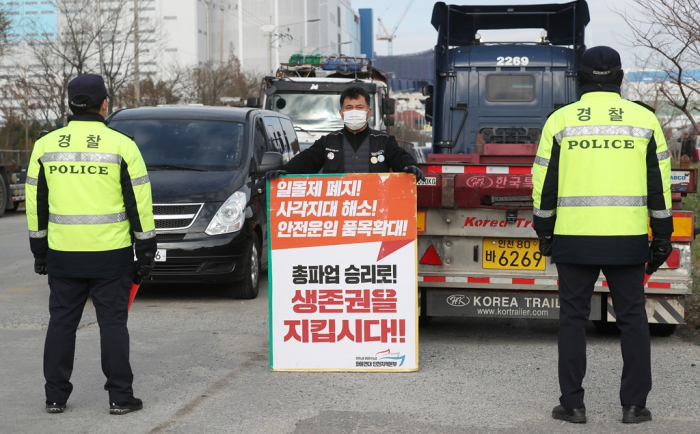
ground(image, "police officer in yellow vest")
xmin=532 ymin=47 xmax=673 ymax=424
xmin=26 ymin=74 xmax=156 ymax=415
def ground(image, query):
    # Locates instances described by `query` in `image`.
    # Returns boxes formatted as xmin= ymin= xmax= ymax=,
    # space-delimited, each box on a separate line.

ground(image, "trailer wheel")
xmin=0 ymin=175 xmax=6 ymax=218
xmin=649 ymin=324 xmax=677 ymax=337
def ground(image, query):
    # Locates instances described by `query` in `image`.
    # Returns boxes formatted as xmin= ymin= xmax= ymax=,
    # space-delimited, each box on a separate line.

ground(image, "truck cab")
xmin=257 ymin=56 xmax=396 ymax=151
xmin=417 ymin=0 xmax=695 ymax=335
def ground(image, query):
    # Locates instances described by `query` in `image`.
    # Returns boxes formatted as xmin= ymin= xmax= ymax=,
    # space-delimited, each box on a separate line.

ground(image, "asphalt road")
xmin=1 ymin=210 xmax=700 ymax=434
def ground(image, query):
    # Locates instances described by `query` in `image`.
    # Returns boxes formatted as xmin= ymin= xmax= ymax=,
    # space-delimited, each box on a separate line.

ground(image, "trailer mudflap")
xmin=606 ymin=295 xmax=685 ymax=325
xmin=427 ymin=289 xmax=601 ymax=320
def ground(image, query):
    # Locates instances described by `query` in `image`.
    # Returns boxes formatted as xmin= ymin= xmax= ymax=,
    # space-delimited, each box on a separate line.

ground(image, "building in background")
xmin=1 ymin=0 xmax=361 ymax=78
xmin=359 ymin=8 xmax=373 ymax=60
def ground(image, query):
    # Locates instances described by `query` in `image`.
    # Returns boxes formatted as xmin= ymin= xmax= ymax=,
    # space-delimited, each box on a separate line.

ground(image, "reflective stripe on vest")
xmin=49 ymin=212 xmax=128 ymax=225
xmin=656 ymin=150 xmax=670 ymax=161
xmin=29 ymin=229 xmax=48 ymax=238
xmin=554 ymin=125 xmax=653 ymax=144
xmin=534 ymin=156 xmax=549 ymax=167
xmin=26 ymin=176 xmax=38 ymax=186
xmin=557 ymin=196 xmax=647 ymax=207
xmin=649 ymin=209 xmax=672 ymax=218
xmin=131 ymin=174 xmax=150 ymax=186
xmin=40 ymin=152 xmax=123 ymax=165
xmin=533 ymin=207 xmax=555 ymax=218
xmin=134 ymin=230 xmax=156 ymax=240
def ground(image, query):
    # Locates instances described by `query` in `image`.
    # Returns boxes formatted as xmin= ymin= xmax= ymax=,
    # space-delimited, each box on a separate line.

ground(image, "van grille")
xmin=153 ymin=205 xmax=202 ymax=215
xmin=156 ymin=233 xmax=186 ymax=242
xmin=153 ymin=203 xmax=203 ymax=231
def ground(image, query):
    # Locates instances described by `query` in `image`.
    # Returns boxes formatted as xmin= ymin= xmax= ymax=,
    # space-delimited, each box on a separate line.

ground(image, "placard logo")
xmin=355 ymin=349 xmax=405 ymax=367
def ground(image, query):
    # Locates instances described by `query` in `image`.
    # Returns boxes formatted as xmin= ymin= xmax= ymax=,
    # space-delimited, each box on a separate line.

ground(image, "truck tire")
xmin=0 ymin=175 xmax=6 ymax=218
xmin=229 ymin=235 xmax=261 ymax=299
xmin=649 ymin=324 xmax=677 ymax=337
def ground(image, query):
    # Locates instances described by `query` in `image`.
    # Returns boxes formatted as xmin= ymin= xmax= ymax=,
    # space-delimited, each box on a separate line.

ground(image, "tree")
xmin=0 ymin=75 xmax=43 ymax=150
xmin=181 ymin=46 xmax=261 ymax=105
xmin=616 ymin=0 xmax=700 ymax=148
xmin=0 ymin=3 xmax=12 ymax=61
xmin=98 ymin=0 xmax=163 ymax=113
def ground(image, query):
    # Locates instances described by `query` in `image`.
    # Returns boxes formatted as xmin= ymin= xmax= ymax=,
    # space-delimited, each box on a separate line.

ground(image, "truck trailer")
xmin=417 ymin=0 xmax=696 ymax=335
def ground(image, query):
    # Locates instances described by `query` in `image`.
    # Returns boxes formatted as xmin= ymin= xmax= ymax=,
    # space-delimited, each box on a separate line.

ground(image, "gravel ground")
xmin=2 ymin=210 xmax=700 ymax=434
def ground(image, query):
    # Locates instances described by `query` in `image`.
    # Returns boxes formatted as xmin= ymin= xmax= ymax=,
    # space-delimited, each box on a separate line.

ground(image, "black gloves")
xmin=265 ymin=170 xmax=288 ymax=179
xmin=34 ymin=258 xmax=47 ymax=275
xmin=403 ymin=165 xmax=426 ymax=182
xmin=135 ymin=252 xmax=155 ymax=282
xmin=645 ymin=238 xmax=673 ymax=275
xmin=538 ymin=236 xmax=553 ymax=257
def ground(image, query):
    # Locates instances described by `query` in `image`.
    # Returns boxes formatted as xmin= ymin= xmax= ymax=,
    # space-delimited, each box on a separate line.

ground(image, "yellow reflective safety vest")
xmin=532 ymin=91 xmax=673 ymax=265
xmin=26 ymin=114 xmax=156 ymax=277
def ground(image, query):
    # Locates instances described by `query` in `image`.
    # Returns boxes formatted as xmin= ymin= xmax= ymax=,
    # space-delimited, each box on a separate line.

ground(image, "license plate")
xmin=134 ymin=249 xmax=167 ymax=262
xmin=482 ymin=238 xmax=544 ymax=270
xmin=154 ymin=249 xmax=167 ymax=262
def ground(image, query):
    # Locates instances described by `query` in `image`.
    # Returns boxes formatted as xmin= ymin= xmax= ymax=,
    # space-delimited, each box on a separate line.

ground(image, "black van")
xmin=108 ymin=106 xmax=300 ymax=298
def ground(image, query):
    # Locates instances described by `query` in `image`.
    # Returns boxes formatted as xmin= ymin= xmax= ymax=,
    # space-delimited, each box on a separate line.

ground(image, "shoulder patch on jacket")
xmin=547 ymin=102 xmax=574 ymax=119
xmin=631 ymin=100 xmax=656 ymax=114
xmin=108 ymin=126 xmax=134 ymax=140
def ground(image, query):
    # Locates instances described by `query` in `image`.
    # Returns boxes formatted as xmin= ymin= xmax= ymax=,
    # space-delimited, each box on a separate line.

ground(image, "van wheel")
xmin=230 ymin=235 xmax=260 ymax=299
xmin=649 ymin=324 xmax=677 ymax=337
xmin=0 ymin=175 xmax=6 ymax=218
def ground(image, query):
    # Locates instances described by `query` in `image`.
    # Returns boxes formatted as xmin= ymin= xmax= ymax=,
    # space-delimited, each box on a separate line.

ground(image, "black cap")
xmin=68 ymin=74 xmax=107 ymax=109
xmin=579 ymin=46 xmax=622 ymax=76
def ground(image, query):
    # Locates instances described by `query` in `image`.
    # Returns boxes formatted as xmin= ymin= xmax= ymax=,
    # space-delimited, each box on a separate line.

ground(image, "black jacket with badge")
xmin=282 ymin=127 xmax=417 ymax=174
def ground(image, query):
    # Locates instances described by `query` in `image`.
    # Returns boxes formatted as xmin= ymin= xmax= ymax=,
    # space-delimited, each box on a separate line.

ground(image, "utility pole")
xmin=220 ymin=1 xmax=224 ymax=64
xmin=238 ymin=0 xmax=244 ymax=68
xmin=206 ymin=1 xmax=211 ymax=62
xmin=133 ymin=0 xmax=140 ymax=106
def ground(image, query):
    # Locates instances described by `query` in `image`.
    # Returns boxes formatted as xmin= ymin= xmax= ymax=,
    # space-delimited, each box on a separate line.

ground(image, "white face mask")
xmin=342 ymin=109 xmax=369 ymax=131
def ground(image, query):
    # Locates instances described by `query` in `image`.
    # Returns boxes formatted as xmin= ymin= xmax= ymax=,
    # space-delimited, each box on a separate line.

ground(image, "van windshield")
xmin=108 ymin=119 xmax=246 ymax=171
xmin=266 ymin=92 xmax=374 ymax=131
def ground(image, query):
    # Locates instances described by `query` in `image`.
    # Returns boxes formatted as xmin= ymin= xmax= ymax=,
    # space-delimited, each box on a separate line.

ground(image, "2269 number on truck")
xmin=482 ymin=238 xmax=545 ymax=270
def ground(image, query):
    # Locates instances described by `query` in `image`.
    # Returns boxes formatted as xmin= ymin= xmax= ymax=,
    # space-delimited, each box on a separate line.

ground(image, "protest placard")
xmin=268 ymin=173 xmax=418 ymax=371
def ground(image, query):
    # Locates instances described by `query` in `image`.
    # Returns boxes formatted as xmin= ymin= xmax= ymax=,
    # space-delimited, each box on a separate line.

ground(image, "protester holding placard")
xmin=265 ymin=86 xmax=425 ymax=180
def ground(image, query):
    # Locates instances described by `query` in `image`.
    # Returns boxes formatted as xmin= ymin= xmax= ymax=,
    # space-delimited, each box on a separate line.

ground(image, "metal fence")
xmin=0 ymin=150 xmax=32 ymax=166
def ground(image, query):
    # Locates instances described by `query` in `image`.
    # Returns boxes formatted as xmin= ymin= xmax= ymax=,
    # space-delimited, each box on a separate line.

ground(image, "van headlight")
xmin=205 ymin=191 xmax=247 ymax=235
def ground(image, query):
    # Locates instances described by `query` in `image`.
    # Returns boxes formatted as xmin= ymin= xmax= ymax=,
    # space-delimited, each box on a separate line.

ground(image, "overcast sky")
xmin=351 ymin=0 xmax=643 ymax=68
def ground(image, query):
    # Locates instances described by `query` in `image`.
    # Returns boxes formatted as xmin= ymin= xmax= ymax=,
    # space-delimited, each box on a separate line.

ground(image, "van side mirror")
xmin=384 ymin=115 xmax=395 ymax=127
xmin=382 ymin=98 xmax=396 ymax=115
xmin=258 ymin=152 xmax=283 ymax=173
xmin=246 ymin=97 xmax=260 ymax=108
xmin=422 ymin=85 xmax=433 ymax=97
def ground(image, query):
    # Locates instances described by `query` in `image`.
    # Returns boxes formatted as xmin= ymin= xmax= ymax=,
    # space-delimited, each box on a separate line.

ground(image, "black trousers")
xmin=44 ymin=275 xmax=134 ymax=403
xmin=557 ymin=263 xmax=651 ymax=409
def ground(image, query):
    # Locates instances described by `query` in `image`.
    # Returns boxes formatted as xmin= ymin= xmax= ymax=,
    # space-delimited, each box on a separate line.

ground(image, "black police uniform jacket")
xmin=281 ymin=127 xmax=417 ymax=174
